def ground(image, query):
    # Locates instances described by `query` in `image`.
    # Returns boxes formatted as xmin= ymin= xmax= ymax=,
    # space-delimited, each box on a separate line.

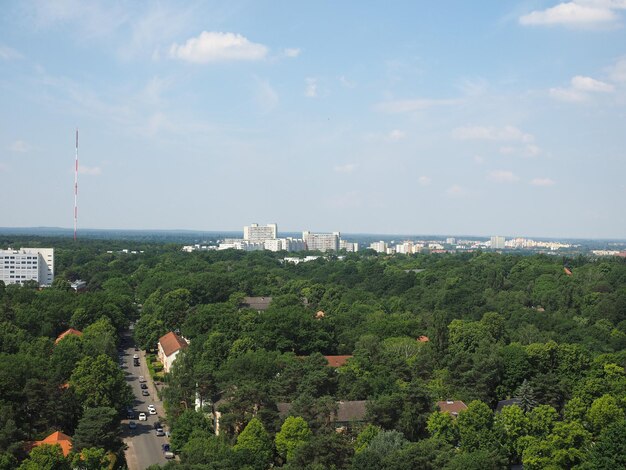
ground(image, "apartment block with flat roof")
xmin=0 ymin=248 xmax=54 ymax=286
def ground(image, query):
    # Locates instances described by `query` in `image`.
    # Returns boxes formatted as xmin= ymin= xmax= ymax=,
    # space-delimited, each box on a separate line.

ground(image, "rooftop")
xmin=158 ymin=332 xmax=189 ymax=357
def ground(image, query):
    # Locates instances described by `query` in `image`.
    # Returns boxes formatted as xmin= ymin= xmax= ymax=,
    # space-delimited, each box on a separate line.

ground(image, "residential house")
xmin=54 ymin=328 xmax=82 ymax=345
xmin=30 ymin=431 xmax=73 ymax=457
xmin=437 ymin=400 xmax=468 ymax=418
xmin=277 ymin=400 xmax=367 ymax=432
xmin=157 ymin=332 xmax=189 ymax=373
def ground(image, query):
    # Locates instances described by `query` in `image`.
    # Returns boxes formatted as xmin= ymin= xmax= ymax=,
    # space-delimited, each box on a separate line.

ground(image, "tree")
xmin=233 ymin=418 xmax=273 ymax=470
xmin=275 ymin=416 xmax=313 ymax=462
xmin=427 ymin=411 xmax=459 ymax=445
xmin=586 ymin=394 xmax=624 ymax=435
xmin=18 ymin=444 xmax=70 ymax=470
xmin=70 ymin=447 xmax=110 ymax=469
xmin=353 ymin=424 xmax=380 ymax=454
xmin=493 ymin=405 xmax=528 ymax=462
xmin=457 ymin=400 xmax=496 ymax=451
xmin=290 ymin=429 xmax=353 ymax=469
xmin=70 ymin=354 xmax=132 ymax=409
xmin=515 ymin=380 xmax=537 ymax=412
xmin=526 ymin=404 xmax=558 ymax=438
xmin=379 ymin=438 xmax=453 ymax=470
xmin=580 ymin=420 xmax=626 ymax=469
xmin=522 ymin=421 xmax=591 ymax=470
xmin=81 ymin=317 xmax=117 ymax=360
xmin=170 ymin=410 xmax=213 ymax=452
xmin=350 ymin=430 xmax=407 ymax=470
xmin=73 ymin=407 xmax=120 ymax=452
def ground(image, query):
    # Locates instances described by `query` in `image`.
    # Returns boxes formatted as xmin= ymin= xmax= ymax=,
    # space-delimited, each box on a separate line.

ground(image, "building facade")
xmin=0 ymin=248 xmax=54 ymax=286
xmin=491 ymin=236 xmax=506 ymax=250
xmin=243 ymin=223 xmax=278 ymax=241
xmin=303 ymin=231 xmax=340 ymax=252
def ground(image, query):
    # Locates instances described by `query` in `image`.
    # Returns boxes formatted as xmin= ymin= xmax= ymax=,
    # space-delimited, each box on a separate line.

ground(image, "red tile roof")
xmin=417 ymin=335 xmax=430 ymax=342
xmin=158 ymin=332 xmax=188 ymax=357
xmin=55 ymin=328 xmax=82 ymax=344
xmin=324 ymin=355 xmax=352 ymax=367
xmin=33 ymin=431 xmax=73 ymax=456
xmin=437 ymin=400 xmax=468 ymax=416
xmin=564 ymin=267 xmax=573 ymax=276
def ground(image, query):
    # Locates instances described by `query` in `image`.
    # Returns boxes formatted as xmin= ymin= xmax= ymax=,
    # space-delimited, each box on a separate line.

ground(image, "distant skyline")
xmin=1 ymin=1 xmax=625 ymax=239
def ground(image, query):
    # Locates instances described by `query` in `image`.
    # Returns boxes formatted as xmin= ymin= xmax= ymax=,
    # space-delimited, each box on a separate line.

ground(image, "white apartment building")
xmin=244 ymin=223 xmax=277 ymax=241
xmin=491 ymin=236 xmax=506 ymax=250
xmin=0 ymin=248 xmax=54 ymax=286
xmin=339 ymin=240 xmax=359 ymax=252
xmin=369 ymin=241 xmax=388 ymax=253
xmin=303 ymin=231 xmax=340 ymax=252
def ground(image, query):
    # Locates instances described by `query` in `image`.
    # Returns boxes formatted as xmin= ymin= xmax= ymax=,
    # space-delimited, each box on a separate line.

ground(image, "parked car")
xmin=140 ymin=383 xmax=148 ymax=389
xmin=142 ymin=390 xmax=149 ymax=396
xmin=148 ymin=408 xmax=157 ymax=415
xmin=128 ymin=421 xmax=137 ymax=429
xmin=134 ymin=346 xmax=139 ymax=351
xmin=156 ymin=428 xmax=165 ymax=436
xmin=133 ymin=354 xmax=139 ymax=359
xmin=153 ymin=421 xmax=162 ymax=430
xmin=138 ymin=412 xmax=147 ymax=421
xmin=164 ymin=451 xmax=174 ymax=459
xmin=138 ymin=376 xmax=146 ymax=383
xmin=147 ymin=404 xmax=156 ymax=412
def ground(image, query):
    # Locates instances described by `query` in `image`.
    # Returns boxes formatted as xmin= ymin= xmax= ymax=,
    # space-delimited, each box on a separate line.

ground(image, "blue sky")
xmin=1 ymin=1 xmax=625 ymax=238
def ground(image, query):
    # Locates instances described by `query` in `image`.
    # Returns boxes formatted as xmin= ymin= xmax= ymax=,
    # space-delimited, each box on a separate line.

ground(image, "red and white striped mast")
xmin=74 ymin=128 xmax=78 ymax=241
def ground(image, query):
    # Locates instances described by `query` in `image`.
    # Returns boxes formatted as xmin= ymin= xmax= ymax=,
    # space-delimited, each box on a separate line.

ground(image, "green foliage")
xmin=70 ymin=354 xmax=132 ymax=409
xmin=426 ymin=411 xmax=458 ymax=445
xmin=457 ymin=400 xmax=496 ymax=451
xmin=275 ymin=416 xmax=313 ymax=462
xmin=70 ymin=447 xmax=110 ymax=469
xmin=170 ymin=410 xmax=213 ymax=452
xmin=73 ymin=407 xmax=121 ymax=452
xmin=586 ymin=394 xmax=624 ymax=434
xmin=233 ymin=418 xmax=273 ymax=469
xmin=18 ymin=444 xmax=70 ymax=470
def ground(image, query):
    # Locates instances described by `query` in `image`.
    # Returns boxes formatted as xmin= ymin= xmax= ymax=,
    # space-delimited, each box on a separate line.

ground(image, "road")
xmin=120 ymin=333 xmax=171 ymax=470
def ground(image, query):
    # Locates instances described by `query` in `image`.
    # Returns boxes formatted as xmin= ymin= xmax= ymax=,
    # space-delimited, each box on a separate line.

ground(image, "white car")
xmin=138 ymin=376 xmax=146 ymax=383
xmin=147 ymin=405 xmax=157 ymax=415
xmin=133 ymin=354 xmax=139 ymax=359
xmin=138 ymin=412 xmax=147 ymax=421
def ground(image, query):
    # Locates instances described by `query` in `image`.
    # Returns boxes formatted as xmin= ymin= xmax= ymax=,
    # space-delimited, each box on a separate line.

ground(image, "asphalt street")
xmin=120 ymin=333 xmax=171 ymax=470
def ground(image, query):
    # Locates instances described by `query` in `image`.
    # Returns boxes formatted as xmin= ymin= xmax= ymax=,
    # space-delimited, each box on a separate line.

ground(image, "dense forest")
xmin=1 ymin=236 xmax=625 ymax=469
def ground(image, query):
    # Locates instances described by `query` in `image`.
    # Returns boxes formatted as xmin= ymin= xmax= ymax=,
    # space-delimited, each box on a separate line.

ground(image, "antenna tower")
xmin=74 ymin=129 xmax=78 ymax=241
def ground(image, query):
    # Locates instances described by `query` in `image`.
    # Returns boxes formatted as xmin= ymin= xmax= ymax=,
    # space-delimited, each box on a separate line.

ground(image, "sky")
xmin=1 ymin=1 xmax=625 ymax=239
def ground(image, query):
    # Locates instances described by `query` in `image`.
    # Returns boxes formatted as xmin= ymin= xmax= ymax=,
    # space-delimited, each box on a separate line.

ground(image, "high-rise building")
xmin=369 ymin=241 xmax=388 ymax=253
xmin=0 ymin=248 xmax=54 ymax=286
xmin=243 ymin=223 xmax=277 ymax=241
xmin=303 ymin=231 xmax=340 ymax=252
xmin=491 ymin=236 xmax=506 ymax=250
xmin=339 ymin=240 xmax=359 ymax=252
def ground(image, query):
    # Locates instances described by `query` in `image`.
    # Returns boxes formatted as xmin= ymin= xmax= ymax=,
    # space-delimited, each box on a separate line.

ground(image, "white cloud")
xmin=305 ymin=78 xmax=318 ymax=98
xmin=530 ymin=177 xmax=556 ymax=186
xmin=453 ymin=125 xmax=534 ymax=143
xmin=519 ymin=2 xmax=620 ymax=28
xmin=488 ymin=170 xmax=519 ymax=183
xmin=375 ymin=98 xmax=461 ymax=113
xmin=169 ymin=31 xmax=268 ymax=63
xmin=608 ymin=57 xmax=626 ymax=82
xmin=550 ymin=75 xmax=614 ymax=102
xmin=10 ymin=140 xmax=30 ymax=153
xmin=474 ymin=155 xmax=485 ymax=164
xmin=446 ymin=185 xmax=465 ymax=196
xmin=418 ymin=176 xmax=431 ymax=186
xmin=78 ymin=165 xmax=102 ymax=176
xmin=388 ymin=129 xmax=406 ymax=141
xmin=0 ymin=44 xmax=22 ymax=60
xmin=284 ymin=48 xmax=301 ymax=58
xmin=571 ymin=75 xmax=614 ymax=92
xmin=334 ymin=163 xmax=358 ymax=174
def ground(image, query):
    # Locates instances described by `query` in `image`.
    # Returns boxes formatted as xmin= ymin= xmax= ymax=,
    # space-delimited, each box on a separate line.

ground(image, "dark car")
xmin=133 ymin=359 xmax=140 ymax=366
xmin=126 ymin=409 xmax=135 ymax=419
xmin=153 ymin=421 xmax=162 ymax=430
xmin=140 ymin=383 xmax=148 ymax=389
xmin=141 ymin=390 xmax=149 ymax=396
xmin=162 ymin=443 xmax=170 ymax=452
